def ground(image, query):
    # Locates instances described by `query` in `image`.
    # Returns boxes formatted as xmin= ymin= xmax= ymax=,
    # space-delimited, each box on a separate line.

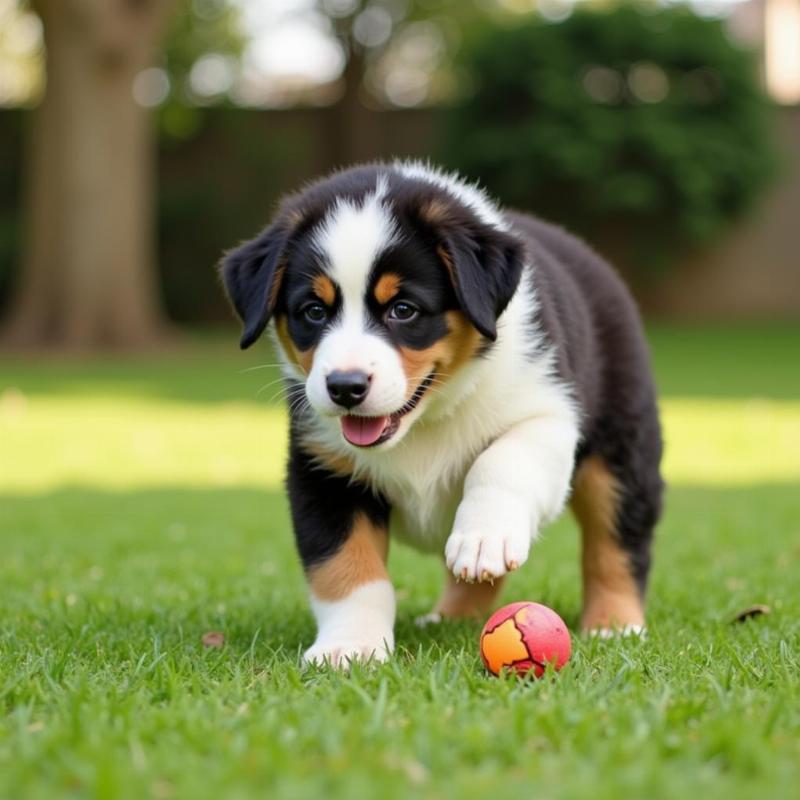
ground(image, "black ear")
xmin=218 ymin=220 xmax=292 ymax=349
xmin=435 ymin=220 xmax=525 ymax=342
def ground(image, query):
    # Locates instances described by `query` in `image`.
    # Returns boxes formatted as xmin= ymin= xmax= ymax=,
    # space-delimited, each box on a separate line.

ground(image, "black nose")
xmin=326 ymin=370 xmax=371 ymax=409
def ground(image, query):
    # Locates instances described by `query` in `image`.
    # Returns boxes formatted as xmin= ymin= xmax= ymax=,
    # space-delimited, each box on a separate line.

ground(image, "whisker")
xmin=276 ymin=384 xmax=306 ymax=404
xmin=286 ymin=391 xmax=307 ymax=409
xmin=239 ymin=363 xmax=286 ymax=374
xmin=408 ymin=374 xmax=450 ymax=389
xmin=255 ymin=376 xmax=291 ymax=395
xmin=288 ymin=394 xmax=311 ymax=417
xmin=256 ymin=385 xmax=294 ymax=403
xmin=264 ymin=388 xmax=292 ymax=405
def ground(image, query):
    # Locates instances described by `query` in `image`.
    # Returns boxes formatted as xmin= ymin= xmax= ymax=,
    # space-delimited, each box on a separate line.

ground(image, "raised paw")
xmin=445 ymin=529 xmax=529 ymax=583
xmin=445 ymin=491 xmax=531 ymax=583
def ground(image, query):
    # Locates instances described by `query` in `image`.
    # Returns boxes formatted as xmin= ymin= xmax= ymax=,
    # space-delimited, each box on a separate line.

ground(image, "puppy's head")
xmin=220 ymin=164 xmax=524 ymax=449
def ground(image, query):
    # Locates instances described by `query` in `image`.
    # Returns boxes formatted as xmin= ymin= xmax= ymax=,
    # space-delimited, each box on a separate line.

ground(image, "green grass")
xmin=1 ymin=325 xmax=799 ymax=800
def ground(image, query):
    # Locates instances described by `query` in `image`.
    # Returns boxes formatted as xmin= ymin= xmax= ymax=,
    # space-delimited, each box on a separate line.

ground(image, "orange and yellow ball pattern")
xmin=480 ymin=601 xmax=571 ymax=678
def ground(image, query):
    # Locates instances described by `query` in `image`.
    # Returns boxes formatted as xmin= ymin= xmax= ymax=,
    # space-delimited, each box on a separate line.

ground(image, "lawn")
xmin=1 ymin=325 xmax=799 ymax=800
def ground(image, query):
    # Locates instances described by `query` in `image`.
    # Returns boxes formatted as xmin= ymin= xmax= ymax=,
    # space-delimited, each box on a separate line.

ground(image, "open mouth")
xmin=340 ymin=373 xmax=434 ymax=448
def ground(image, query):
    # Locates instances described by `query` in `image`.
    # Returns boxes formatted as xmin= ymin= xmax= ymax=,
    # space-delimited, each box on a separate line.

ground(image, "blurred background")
xmin=1 ymin=7 xmax=799 ymax=795
xmin=0 ymin=0 xmax=798 ymax=350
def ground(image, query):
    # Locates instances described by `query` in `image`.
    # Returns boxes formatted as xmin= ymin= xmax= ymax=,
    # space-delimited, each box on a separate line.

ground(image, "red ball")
xmin=480 ymin=601 xmax=572 ymax=677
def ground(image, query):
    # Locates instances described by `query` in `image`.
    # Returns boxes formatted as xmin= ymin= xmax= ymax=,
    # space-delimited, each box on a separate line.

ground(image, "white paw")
xmin=305 ymin=579 xmax=396 ymax=669
xmin=303 ymin=636 xmax=392 ymax=668
xmin=445 ymin=489 xmax=532 ymax=583
xmin=414 ymin=612 xmax=443 ymax=628
xmin=589 ymin=624 xmax=647 ymax=639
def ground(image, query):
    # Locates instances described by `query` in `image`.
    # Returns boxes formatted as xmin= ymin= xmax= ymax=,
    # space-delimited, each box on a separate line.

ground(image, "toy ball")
xmin=480 ymin=601 xmax=571 ymax=678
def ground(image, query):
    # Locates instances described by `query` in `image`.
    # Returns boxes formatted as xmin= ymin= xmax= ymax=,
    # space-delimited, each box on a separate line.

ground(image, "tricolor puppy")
xmin=220 ymin=162 xmax=663 ymax=666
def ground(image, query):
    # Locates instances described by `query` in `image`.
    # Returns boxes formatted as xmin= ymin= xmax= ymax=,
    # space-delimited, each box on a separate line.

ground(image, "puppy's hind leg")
xmin=571 ymin=453 xmax=662 ymax=636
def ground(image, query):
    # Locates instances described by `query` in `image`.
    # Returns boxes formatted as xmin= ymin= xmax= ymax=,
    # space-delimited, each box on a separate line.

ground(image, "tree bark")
xmin=325 ymin=8 xmax=373 ymax=168
xmin=2 ymin=0 xmax=176 ymax=351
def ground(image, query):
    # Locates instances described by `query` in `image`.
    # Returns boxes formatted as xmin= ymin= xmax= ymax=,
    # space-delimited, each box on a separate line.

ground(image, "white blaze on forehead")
xmin=311 ymin=175 xmax=399 ymax=313
xmin=393 ymin=159 xmax=509 ymax=232
xmin=305 ymin=175 xmax=407 ymax=413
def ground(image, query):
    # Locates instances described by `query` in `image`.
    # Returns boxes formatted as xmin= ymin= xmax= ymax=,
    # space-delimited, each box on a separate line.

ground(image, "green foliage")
xmin=157 ymin=0 xmax=246 ymax=140
xmin=441 ymin=3 xmax=778 ymax=274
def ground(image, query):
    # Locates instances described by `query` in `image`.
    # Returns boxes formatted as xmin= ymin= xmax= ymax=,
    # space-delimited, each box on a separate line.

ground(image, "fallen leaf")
xmin=731 ymin=604 xmax=771 ymax=623
xmin=202 ymin=631 xmax=225 ymax=648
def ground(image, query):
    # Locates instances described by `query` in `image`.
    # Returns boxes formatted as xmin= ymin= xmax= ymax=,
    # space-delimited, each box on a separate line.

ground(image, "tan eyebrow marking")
xmin=374 ymin=272 xmax=402 ymax=305
xmin=312 ymin=274 xmax=336 ymax=306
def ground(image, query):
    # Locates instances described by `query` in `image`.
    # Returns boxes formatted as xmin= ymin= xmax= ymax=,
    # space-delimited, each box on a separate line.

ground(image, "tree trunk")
xmin=2 ymin=0 xmax=176 ymax=351
xmin=325 ymin=10 xmax=372 ymax=168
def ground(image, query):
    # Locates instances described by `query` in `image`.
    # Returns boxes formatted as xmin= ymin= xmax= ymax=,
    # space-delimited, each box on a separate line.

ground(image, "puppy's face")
xmin=277 ymin=212 xmax=480 ymax=448
xmin=220 ymin=168 xmax=524 ymax=450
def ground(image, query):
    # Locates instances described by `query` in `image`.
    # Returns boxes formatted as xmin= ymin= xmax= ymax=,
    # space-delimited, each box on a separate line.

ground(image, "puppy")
xmin=220 ymin=162 xmax=663 ymax=666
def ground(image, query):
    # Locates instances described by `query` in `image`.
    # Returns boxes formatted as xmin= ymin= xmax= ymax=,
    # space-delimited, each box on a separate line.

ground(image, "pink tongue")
xmin=341 ymin=415 xmax=389 ymax=446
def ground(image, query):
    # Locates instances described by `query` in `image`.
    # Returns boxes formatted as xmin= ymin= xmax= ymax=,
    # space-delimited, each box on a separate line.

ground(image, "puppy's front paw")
xmin=445 ymin=489 xmax=532 ymax=583
xmin=303 ymin=635 xmax=392 ymax=669
xmin=587 ymin=624 xmax=647 ymax=639
xmin=305 ymin=580 xmax=396 ymax=669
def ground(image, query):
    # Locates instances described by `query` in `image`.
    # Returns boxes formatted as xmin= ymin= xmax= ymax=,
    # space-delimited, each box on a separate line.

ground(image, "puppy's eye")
xmin=388 ymin=301 xmax=419 ymax=322
xmin=302 ymin=302 xmax=327 ymax=324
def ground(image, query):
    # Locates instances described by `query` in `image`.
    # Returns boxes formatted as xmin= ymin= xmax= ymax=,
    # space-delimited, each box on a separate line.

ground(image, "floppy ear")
xmin=429 ymin=211 xmax=525 ymax=341
xmin=218 ymin=220 xmax=292 ymax=349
